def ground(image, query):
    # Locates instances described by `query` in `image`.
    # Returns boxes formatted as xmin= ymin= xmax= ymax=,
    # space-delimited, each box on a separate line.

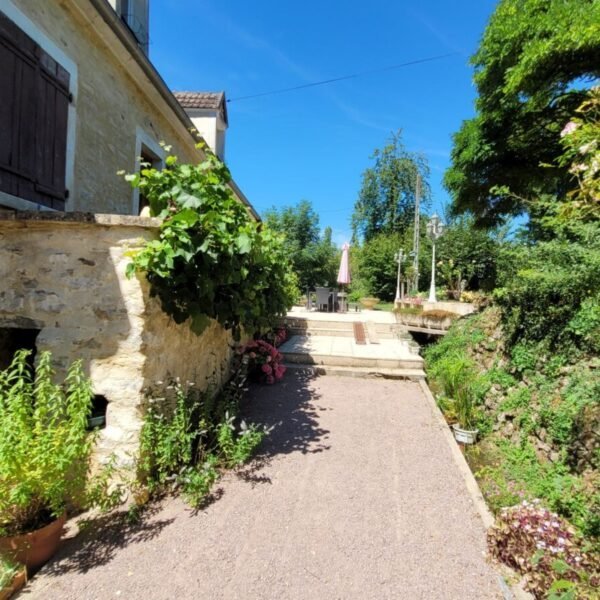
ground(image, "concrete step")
xmin=290 ymin=328 xmax=355 ymax=338
xmin=285 ymin=319 xmax=355 ymax=332
xmin=282 ymin=351 xmax=423 ymax=371
xmin=284 ymin=363 xmax=425 ymax=381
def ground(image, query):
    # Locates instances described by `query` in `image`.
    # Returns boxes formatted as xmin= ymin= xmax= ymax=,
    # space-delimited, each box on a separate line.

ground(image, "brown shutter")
xmin=0 ymin=11 xmax=69 ymax=210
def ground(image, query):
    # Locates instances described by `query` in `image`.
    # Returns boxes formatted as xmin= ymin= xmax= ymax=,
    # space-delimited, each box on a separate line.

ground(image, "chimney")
xmin=173 ymin=92 xmax=228 ymax=161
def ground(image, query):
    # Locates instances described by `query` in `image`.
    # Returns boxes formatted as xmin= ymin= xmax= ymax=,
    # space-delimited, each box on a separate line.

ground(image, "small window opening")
xmin=87 ymin=394 xmax=108 ymax=430
xmin=0 ymin=327 xmax=40 ymax=371
xmin=138 ymin=145 xmax=162 ymax=215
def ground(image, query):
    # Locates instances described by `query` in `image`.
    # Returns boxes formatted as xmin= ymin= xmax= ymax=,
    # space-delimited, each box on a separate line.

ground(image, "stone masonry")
xmin=0 ymin=213 xmax=235 ymax=466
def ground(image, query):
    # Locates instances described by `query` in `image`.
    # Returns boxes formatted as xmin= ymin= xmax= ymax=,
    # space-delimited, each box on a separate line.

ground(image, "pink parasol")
xmin=337 ymin=243 xmax=351 ymax=285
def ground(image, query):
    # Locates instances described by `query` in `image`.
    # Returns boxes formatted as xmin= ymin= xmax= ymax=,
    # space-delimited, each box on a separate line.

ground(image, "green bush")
xmin=494 ymin=235 xmax=600 ymax=351
xmin=138 ymin=364 xmax=266 ymax=507
xmin=125 ymin=149 xmax=297 ymax=338
xmin=0 ymin=351 xmax=117 ymax=536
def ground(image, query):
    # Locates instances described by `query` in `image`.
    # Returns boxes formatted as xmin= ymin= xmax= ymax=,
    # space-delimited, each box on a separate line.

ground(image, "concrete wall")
xmin=0 ymin=213 xmax=235 ymax=465
xmin=4 ymin=0 xmax=202 ymax=215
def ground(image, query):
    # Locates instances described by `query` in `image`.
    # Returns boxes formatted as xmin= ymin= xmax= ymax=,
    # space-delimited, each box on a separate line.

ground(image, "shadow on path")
xmin=28 ymin=369 xmax=327 ymax=581
xmin=234 ymin=368 xmax=331 ymax=484
xmin=27 ymin=504 xmax=174 ymax=580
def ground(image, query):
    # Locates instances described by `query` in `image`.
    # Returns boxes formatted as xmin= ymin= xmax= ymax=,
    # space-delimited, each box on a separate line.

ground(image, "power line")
xmin=227 ymin=52 xmax=458 ymax=103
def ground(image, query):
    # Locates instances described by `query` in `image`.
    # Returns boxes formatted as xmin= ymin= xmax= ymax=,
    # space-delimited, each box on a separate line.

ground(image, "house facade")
xmin=0 ymin=0 xmax=256 ymax=217
xmin=0 ymin=0 xmax=257 ymax=467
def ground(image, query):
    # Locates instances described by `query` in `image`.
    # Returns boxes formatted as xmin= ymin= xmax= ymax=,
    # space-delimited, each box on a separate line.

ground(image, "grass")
xmin=372 ymin=301 xmax=394 ymax=312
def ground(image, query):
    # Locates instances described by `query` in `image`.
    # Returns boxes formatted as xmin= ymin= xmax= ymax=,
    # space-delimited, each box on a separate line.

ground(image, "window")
xmin=132 ymin=128 xmax=164 ymax=215
xmin=137 ymin=144 xmax=162 ymax=214
xmin=118 ymin=0 xmax=149 ymax=55
xmin=0 ymin=11 xmax=70 ymax=210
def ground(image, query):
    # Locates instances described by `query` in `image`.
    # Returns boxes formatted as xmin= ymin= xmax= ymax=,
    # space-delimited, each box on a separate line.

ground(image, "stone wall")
xmin=0 ymin=213 xmax=235 ymax=465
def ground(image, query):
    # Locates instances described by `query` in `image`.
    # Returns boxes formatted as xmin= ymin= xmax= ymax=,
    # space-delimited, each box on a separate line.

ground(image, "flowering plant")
xmin=488 ymin=500 xmax=599 ymax=599
xmin=558 ymin=86 xmax=600 ymax=221
xmin=242 ymin=340 xmax=286 ymax=385
xmin=263 ymin=326 xmax=288 ymax=348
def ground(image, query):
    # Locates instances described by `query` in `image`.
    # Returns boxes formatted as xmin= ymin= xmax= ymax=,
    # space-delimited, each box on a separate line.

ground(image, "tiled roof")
xmin=173 ymin=91 xmax=225 ymax=110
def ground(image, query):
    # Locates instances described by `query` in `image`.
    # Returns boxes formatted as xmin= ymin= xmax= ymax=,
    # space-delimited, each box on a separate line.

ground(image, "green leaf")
xmin=178 ymin=193 xmax=202 ymax=209
xmin=125 ymin=262 xmax=137 ymax=279
xmin=236 ymin=233 xmax=252 ymax=254
xmin=551 ymin=559 xmax=570 ymax=575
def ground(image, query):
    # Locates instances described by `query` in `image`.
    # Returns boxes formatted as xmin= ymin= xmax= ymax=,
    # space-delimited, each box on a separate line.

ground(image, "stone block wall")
xmin=0 ymin=213 xmax=235 ymax=466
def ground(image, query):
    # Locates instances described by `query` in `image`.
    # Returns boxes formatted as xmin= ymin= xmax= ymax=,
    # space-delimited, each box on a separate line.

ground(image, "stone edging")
xmin=418 ymin=379 xmax=534 ymax=600
xmin=0 ymin=210 xmax=161 ymax=228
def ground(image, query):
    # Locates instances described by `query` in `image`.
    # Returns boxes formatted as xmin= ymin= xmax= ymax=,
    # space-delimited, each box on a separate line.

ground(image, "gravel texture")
xmin=23 ymin=372 xmax=503 ymax=599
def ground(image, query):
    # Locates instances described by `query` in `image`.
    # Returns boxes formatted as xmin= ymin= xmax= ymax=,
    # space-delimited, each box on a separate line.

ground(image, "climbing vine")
xmin=124 ymin=146 xmax=297 ymax=338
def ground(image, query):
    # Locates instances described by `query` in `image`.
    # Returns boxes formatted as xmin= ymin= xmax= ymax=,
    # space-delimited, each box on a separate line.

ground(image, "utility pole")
xmin=411 ymin=174 xmax=421 ymax=295
xmin=394 ymin=249 xmax=404 ymax=305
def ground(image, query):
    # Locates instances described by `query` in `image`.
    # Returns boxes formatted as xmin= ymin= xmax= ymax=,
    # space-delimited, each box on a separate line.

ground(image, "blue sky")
xmin=150 ymin=0 xmax=498 ymax=246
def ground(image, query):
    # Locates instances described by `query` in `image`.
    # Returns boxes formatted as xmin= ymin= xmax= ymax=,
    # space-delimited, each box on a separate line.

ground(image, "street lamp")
xmin=426 ymin=214 xmax=445 ymax=303
xmin=394 ymin=249 xmax=405 ymax=303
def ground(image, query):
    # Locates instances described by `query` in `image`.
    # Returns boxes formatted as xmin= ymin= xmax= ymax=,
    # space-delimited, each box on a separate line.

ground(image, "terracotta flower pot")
xmin=0 ymin=513 xmax=66 ymax=573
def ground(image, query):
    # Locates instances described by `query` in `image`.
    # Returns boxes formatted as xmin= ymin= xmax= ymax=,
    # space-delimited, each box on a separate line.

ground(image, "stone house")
xmin=0 ymin=0 xmax=258 ymax=465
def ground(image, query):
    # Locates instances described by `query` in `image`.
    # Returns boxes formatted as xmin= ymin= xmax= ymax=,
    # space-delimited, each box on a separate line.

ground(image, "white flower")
xmin=561 ymin=122 xmax=578 ymax=137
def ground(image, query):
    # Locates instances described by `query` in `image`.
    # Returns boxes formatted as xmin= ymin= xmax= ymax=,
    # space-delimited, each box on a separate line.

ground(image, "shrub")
xmin=138 ymin=366 xmax=267 ymax=507
xmin=488 ymin=501 xmax=600 ymax=599
xmin=0 ymin=351 xmax=99 ymax=536
xmin=217 ymin=412 xmax=265 ymax=468
xmin=124 ymin=149 xmax=297 ymax=339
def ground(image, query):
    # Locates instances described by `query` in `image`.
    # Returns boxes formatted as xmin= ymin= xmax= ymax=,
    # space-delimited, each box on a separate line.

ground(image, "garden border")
xmin=418 ymin=379 xmax=533 ymax=600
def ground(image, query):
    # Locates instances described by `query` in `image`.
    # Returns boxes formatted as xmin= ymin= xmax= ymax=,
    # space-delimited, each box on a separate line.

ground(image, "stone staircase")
xmin=278 ymin=317 xmax=425 ymax=380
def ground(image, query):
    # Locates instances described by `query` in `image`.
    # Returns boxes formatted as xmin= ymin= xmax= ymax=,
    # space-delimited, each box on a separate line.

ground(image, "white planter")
xmin=452 ymin=424 xmax=478 ymax=444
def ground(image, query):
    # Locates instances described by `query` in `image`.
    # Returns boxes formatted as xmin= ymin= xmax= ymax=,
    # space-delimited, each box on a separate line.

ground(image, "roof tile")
xmin=173 ymin=91 xmax=225 ymax=109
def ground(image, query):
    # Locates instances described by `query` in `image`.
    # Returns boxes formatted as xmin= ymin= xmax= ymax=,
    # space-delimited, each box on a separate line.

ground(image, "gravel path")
xmin=23 ymin=372 xmax=503 ymax=599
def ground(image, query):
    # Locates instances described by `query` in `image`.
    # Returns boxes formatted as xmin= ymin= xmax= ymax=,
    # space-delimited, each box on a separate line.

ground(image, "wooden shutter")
xmin=0 ymin=11 xmax=70 ymax=210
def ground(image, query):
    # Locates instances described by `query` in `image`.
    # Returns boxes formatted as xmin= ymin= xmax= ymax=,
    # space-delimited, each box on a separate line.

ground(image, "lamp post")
xmin=394 ymin=249 xmax=405 ymax=304
xmin=426 ymin=214 xmax=445 ymax=303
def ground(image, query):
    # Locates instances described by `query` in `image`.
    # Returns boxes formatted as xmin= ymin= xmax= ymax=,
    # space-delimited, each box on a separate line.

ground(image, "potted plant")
xmin=0 ymin=350 xmax=109 ymax=572
xmin=432 ymin=353 xmax=480 ymax=444
xmin=360 ymin=297 xmax=380 ymax=310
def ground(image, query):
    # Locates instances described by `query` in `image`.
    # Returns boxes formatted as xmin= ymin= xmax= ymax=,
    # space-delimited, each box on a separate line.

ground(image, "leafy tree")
xmin=445 ymin=0 xmax=600 ymax=227
xmin=436 ymin=215 xmax=504 ymax=296
xmin=263 ymin=200 xmax=339 ymax=290
xmin=354 ymin=229 xmax=432 ymax=301
xmin=352 ymin=130 xmax=430 ymax=242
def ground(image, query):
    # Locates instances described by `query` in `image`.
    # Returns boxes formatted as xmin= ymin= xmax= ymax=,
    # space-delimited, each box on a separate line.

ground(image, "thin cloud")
xmin=405 ymin=8 xmax=469 ymax=57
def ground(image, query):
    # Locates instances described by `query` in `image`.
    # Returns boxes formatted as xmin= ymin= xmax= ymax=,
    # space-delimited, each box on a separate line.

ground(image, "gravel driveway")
xmin=23 ymin=372 xmax=503 ymax=599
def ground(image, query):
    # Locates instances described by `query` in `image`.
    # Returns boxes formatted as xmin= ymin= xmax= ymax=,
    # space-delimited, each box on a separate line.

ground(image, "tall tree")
xmin=445 ymin=0 xmax=600 ymax=227
xmin=263 ymin=200 xmax=338 ymax=290
xmin=351 ymin=130 xmax=430 ymax=242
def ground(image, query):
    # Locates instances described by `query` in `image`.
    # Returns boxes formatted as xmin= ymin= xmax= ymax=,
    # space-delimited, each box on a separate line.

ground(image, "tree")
xmin=351 ymin=130 xmax=430 ymax=242
xmin=353 ymin=229 xmax=432 ymax=301
xmin=263 ymin=200 xmax=339 ymax=290
xmin=436 ymin=215 xmax=504 ymax=297
xmin=445 ymin=0 xmax=600 ymax=227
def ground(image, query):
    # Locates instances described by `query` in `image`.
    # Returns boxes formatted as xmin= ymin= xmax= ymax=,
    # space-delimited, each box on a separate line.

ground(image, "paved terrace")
xmin=26 ymin=373 xmax=504 ymax=599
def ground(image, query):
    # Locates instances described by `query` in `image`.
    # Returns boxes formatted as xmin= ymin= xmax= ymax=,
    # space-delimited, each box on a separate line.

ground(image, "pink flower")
xmin=266 ymin=375 xmax=275 ymax=384
xmin=275 ymin=365 xmax=286 ymax=380
xmin=249 ymin=352 xmax=256 ymax=359
xmin=560 ymin=121 xmax=578 ymax=137
xmin=261 ymin=364 xmax=272 ymax=375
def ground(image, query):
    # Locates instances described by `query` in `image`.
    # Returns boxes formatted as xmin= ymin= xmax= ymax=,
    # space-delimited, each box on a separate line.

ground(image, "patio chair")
xmin=315 ymin=287 xmax=331 ymax=312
